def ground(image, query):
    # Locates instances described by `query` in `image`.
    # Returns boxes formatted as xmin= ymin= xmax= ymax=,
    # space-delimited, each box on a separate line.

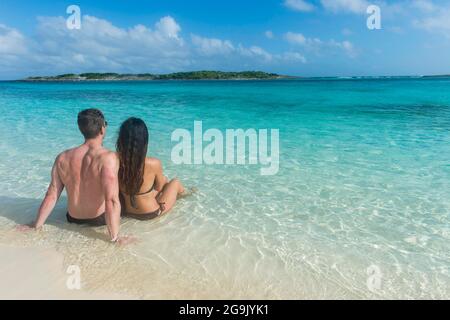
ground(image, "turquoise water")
xmin=0 ymin=79 xmax=449 ymax=298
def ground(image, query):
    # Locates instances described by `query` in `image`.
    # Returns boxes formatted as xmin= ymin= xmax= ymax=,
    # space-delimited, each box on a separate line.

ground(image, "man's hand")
xmin=16 ymin=222 xmax=42 ymax=232
xmin=15 ymin=223 xmax=38 ymax=232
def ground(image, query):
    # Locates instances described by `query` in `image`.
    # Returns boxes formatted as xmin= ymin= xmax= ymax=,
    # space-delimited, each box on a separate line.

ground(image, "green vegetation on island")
xmin=24 ymin=71 xmax=290 ymax=81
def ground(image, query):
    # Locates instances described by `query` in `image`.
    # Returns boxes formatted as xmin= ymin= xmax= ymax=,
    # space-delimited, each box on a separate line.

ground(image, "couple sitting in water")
xmin=18 ymin=108 xmax=185 ymax=244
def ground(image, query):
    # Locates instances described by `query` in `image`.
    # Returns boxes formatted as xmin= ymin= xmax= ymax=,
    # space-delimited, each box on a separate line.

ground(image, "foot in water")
xmin=178 ymin=187 xmax=198 ymax=199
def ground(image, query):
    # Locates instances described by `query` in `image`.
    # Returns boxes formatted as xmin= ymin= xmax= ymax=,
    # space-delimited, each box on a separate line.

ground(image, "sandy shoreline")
xmin=0 ymin=244 xmax=133 ymax=300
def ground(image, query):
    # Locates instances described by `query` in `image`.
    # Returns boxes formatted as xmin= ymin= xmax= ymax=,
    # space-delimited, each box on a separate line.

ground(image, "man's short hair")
xmin=77 ymin=109 xmax=106 ymax=139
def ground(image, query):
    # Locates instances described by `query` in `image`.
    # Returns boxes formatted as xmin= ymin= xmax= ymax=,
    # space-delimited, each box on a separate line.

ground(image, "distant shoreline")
xmin=21 ymin=71 xmax=295 ymax=82
xmin=15 ymin=72 xmax=450 ymax=83
xmin=19 ymin=78 xmax=292 ymax=82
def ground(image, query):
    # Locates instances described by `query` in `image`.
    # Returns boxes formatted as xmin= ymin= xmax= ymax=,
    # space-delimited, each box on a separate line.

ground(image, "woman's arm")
xmin=152 ymin=158 xmax=168 ymax=192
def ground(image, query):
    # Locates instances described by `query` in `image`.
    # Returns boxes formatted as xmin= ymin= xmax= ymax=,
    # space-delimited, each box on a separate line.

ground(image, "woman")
xmin=116 ymin=117 xmax=185 ymax=220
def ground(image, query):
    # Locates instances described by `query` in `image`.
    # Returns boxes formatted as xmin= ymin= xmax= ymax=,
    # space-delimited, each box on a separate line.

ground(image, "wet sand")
xmin=0 ymin=244 xmax=132 ymax=299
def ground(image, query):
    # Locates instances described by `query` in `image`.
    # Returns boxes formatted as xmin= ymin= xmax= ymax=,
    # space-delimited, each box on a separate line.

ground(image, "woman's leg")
xmin=157 ymin=178 xmax=185 ymax=215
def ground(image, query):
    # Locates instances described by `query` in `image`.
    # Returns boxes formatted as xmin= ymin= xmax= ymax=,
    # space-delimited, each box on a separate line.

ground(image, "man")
xmin=18 ymin=109 xmax=131 ymax=244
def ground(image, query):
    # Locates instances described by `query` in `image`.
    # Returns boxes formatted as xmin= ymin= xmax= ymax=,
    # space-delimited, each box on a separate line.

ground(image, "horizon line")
xmin=2 ymin=71 xmax=450 ymax=82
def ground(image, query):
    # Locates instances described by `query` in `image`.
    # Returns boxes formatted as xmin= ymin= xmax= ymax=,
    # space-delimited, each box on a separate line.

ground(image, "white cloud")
xmin=191 ymin=34 xmax=273 ymax=62
xmin=414 ymin=10 xmax=450 ymax=33
xmin=320 ymin=0 xmax=406 ymax=18
xmin=329 ymin=39 xmax=357 ymax=58
xmin=191 ymin=34 xmax=235 ymax=56
xmin=413 ymin=2 xmax=450 ymax=35
xmin=284 ymin=31 xmax=357 ymax=57
xmin=0 ymin=24 xmax=27 ymax=54
xmin=238 ymin=45 xmax=273 ymax=61
xmin=411 ymin=0 xmax=437 ymax=13
xmin=0 ymin=14 xmax=312 ymax=78
xmin=280 ymin=52 xmax=307 ymax=63
xmin=284 ymin=32 xmax=324 ymax=48
xmin=5 ymin=15 xmax=190 ymax=75
xmin=265 ymin=30 xmax=274 ymax=39
xmin=284 ymin=0 xmax=315 ymax=12
xmin=0 ymin=24 xmax=29 ymax=74
xmin=0 ymin=16 xmax=188 ymax=78
xmin=191 ymin=33 xmax=307 ymax=64
xmin=191 ymin=32 xmax=310 ymax=66
xmin=321 ymin=0 xmax=369 ymax=14
xmin=155 ymin=16 xmax=182 ymax=39
xmin=284 ymin=31 xmax=307 ymax=45
xmin=1 ymin=14 xmax=300 ymax=77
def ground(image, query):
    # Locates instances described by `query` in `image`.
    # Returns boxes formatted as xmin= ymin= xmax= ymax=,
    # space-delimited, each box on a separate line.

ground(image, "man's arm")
xmin=101 ymin=153 xmax=121 ymax=241
xmin=34 ymin=157 xmax=65 ymax=229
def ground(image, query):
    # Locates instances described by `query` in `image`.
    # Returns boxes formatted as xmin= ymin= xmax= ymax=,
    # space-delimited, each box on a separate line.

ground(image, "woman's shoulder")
xmin=145 ymin=157 xmax=162 ymax=169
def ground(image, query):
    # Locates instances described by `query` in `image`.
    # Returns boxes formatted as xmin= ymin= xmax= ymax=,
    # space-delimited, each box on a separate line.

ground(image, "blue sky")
xmin=1 ymin=0 xmax=450 ymax=79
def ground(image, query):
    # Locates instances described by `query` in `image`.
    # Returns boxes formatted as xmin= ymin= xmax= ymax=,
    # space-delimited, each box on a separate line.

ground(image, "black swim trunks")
xmin=66 ymin=212 xmax=106 ymax=226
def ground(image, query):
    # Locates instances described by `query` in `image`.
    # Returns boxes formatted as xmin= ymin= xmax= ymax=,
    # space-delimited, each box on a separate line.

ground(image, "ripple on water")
xmin=1 ymin=80 xmax=450 ymax=298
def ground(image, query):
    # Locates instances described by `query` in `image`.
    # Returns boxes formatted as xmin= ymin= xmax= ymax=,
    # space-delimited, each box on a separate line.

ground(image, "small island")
xmin=23 ymin=71 xmax=292 ymax=81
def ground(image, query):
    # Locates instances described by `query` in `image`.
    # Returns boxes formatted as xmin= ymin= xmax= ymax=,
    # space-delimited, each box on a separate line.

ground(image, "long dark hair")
xmin=116 ymin=117 xmax=149 ymax=208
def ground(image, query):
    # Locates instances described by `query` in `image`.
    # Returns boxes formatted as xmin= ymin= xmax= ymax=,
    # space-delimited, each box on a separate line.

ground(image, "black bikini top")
xmin=135 ymin=181 xmax=155 ymax=196
xmin=128 ymin=180 xmax=156 ymax=209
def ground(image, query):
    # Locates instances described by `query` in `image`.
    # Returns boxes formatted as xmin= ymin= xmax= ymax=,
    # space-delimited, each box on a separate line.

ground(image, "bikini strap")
xmin=135 ymin=182 xmax=155 ymax=196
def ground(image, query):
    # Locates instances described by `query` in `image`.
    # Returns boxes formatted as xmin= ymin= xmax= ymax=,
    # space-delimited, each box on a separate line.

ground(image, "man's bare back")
xmin=17 ymin=109 xmax=128 ymax=243
xmin=59 ymin=144 xmax=117 ymax=219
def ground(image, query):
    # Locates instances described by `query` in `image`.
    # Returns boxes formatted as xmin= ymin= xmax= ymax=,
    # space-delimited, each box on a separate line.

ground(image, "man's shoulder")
xmin=58 ymin=144 xmax=86 ymax=157
xmin=100 ymin=150 xmax=119 ymax=167
xmin=55 ymin=147 xmax=75 ymax=163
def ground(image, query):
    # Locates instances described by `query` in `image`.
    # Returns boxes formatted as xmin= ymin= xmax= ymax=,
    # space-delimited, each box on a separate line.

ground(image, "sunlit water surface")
xmin=0 ymin=79 xmax=449 ymax=299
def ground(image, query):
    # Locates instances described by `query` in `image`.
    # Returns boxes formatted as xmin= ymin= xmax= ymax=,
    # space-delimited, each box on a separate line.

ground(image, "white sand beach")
xmin=0 ymin=244 xmax=132 ymax=300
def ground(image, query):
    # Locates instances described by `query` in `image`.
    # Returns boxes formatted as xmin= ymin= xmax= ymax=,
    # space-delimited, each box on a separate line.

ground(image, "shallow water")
xmin=0 ymin=79 xmax=449 ymax=299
